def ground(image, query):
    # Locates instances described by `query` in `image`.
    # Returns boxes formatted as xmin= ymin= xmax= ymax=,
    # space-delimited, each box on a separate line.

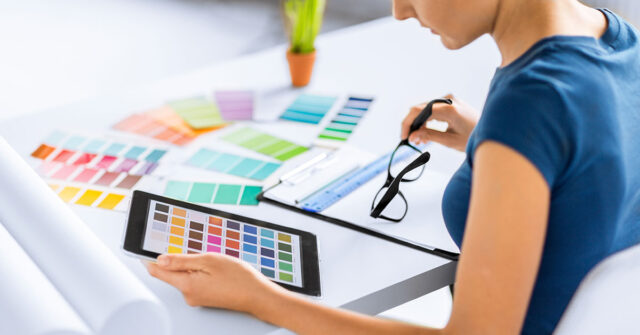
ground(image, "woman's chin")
xmin=439 ymin=35 xmax=466 ymax=50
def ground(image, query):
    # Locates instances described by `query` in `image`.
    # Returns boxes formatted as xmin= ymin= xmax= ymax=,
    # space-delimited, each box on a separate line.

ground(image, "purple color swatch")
xmin=215 ymin=90 xmax=254 ymax=120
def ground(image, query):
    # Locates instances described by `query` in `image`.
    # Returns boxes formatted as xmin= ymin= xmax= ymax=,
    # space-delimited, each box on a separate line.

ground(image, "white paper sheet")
xmin=0 ymin=224 xmax=90 ymax=335
xmin=0 ymin=136 xmax=170 ymax=335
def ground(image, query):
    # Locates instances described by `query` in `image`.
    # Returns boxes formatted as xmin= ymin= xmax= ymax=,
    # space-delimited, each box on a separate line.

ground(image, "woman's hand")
xmin=401 ymin=94 xmax=479 ymax=152
xmin=146 ymin=253 xmax=283 ymax=314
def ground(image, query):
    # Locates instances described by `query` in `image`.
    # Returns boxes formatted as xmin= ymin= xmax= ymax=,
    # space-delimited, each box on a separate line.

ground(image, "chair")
xmin=554 ymin=243 xmax=640 ymax=334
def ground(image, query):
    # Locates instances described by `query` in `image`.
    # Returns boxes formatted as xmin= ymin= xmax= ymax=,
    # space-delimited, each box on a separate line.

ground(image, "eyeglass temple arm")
xmin=370 ymin=151 xmax=431 ymax=218
xmin=408 ymin=98 xmax=453 ymax=135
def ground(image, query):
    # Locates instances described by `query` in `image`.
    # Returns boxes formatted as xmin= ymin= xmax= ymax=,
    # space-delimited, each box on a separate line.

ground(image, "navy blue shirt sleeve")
xmin=471 ymin=80 xmax=573 ymax=187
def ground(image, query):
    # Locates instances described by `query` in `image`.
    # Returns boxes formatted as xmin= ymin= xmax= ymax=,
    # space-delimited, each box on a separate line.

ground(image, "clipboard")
xmin=258 ymin=146 xmax=460 ymax=261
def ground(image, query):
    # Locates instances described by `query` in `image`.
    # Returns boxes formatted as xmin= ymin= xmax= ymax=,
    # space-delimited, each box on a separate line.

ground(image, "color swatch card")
xmin=316 ymin=96 xmax=375 ymax=146
xmin=143 ymin=199 xmax=302 ymax=285
xmin=114 ymin=106 xmax=225 ymax=146
xmin=280 ymin=94 xmax=337 ymax=124
xmin=164 ymin=180 xmax=262 ymax=206
xmin=38 ymin=161 xmax=147 ymax=190
xmin=215 ymin=90 xmax=254 ymax=120
xmin=31 ymin=131 xmax=169 ymax=177
xmin=48 ymin=182 xmax=128 ymax=212
xmin=168 ymin=96 xmax=225 ymax=129
xmin=186 ymin=148 xmax=281 ymax=181
xmin=221 ymin=127 xmax=308 ymax=162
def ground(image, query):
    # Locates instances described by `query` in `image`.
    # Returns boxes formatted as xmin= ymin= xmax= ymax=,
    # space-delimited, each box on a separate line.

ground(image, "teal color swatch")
xmin=164 ymin=181 xmax=191 ymax=200
xmin=124 ymin=146 xmax=146 ymax=159
xmin=186 ymin=148 xmax=281 ymax=180
xmin=63 ymin=136 xmax=87 ymax=150
xmin=83 ymin=139 xmax=107 ymax=153
xmin=164 ymin=181 xmax=262 ymax=206
xmin=144 ymin=149 xmax=167 ymax=162
xmin=280 ymin=94 xmax=337 ymax=124
xmin=214 ymin=184 xmax=242 ymax=204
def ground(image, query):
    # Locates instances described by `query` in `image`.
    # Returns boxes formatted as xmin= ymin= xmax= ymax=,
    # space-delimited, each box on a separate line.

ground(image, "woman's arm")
xmin=147 ymin=140 xmax=550 ymax=335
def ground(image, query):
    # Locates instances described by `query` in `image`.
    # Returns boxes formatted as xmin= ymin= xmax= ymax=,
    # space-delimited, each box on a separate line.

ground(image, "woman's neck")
xmin=491 ymin=0 xmax=608 ymax=68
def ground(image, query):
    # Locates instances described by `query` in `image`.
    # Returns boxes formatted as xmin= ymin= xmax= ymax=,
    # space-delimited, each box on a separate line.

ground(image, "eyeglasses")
xmin=370 ymin=98 xmax=453 ymax=222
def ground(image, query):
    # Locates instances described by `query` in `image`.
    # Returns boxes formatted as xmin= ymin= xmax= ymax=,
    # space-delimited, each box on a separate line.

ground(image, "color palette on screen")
xmin=48 ymin=183 xmax=127 ymax=211
xmin=113 ymin=106 xmax=225 ymax=145
xmin=38 ymin=161 xmax=144 ymax=190
xmin=164 ymin=181 xmax=262 ymax=206
xmin=31 ymin=132 xmax=167 ymax=176
xmin=221 ymin=127 xmax=308 ymax=161
xmin=316 ymin=96 xmax=374 ymax=143
xmin=215 ymin=90 xmax=254 ymax=120
xmin=280 ymin=94 xmax=337 ymax=124
xmin=186 ymin=148 xmax=281 ymax=181
xmin=142 ymin=200 xmax=302 ymax=286
xmin=168 ymin=96 xmax=225 ymax=129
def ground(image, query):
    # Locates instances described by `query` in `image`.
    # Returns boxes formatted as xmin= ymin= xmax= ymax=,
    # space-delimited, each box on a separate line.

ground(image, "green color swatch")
xmin=278 ymin=251 xmax=292 ymax=262
xmin=222 ymin=127 xmax=308 ymax=161
xmin=164 ymin=181 xmax=261 ymax=206
xmin=279 ymin=261 xmax=293 ymax=272
xmin=278 ymin=272 xmax=293 ymax=282
xmin=168 ymin=96 xmax=225 ymax=129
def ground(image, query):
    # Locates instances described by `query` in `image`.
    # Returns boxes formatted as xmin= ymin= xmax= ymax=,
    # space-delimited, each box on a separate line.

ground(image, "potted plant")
xmin=282 ymin=0 xmax=326 ymax=87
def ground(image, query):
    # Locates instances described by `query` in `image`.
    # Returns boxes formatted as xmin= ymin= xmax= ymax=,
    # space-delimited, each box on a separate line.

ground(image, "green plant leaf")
xmin=283 ymin=0 xmax=325 ymax=54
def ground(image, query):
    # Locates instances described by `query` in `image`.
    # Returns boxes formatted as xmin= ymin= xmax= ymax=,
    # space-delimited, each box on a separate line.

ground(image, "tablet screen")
xmin=142 ymin=199 xmax=304 ymax=287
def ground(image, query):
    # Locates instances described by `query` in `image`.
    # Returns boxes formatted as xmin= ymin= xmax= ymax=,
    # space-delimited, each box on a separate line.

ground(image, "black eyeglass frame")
xmin=369 ymin=98 xmax=453 ymax=222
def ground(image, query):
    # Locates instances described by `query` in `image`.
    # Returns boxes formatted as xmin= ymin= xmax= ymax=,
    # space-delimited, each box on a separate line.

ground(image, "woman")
xmin=147 ymin=0 xmax=640 ymax=333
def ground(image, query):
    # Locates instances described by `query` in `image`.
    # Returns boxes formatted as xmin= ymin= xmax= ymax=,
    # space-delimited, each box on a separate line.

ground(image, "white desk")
xmin=0 ymin=17 xmax=499 ymax=334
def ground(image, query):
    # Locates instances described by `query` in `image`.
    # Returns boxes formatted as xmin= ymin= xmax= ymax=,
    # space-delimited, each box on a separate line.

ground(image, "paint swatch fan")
xmin=0 ymin=137 xmax=170 ymax=335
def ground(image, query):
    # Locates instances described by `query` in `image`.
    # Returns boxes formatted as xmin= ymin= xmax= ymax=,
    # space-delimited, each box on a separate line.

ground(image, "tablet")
xmin=123 ymin=191 xmax=321 ymax=296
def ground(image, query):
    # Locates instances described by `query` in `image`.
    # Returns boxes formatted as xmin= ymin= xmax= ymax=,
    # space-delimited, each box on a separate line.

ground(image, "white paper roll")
xmin=0 ymin=136 xmax=169 ymax=335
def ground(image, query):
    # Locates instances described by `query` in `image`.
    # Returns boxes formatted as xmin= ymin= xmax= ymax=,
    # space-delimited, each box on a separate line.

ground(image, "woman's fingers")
xmin=409 ymin=128 xmax=460 ymax=148
xmin=401 ymin=104 xmax=424 ymax=139
xmin=147 ymin=262 xmax=190 ymax=289
xmin=157 ymin=253 xmax=208 ymax=272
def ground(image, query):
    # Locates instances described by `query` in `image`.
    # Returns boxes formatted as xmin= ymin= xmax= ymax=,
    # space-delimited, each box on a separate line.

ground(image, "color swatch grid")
xmin=114 ymin=106 xmax=224 ymax=146
xmin=215 ymin=90 xmax=254 ymax=121
xmin=280 ymin=94 xmax=337 ymax=124
xmin=164 ymin=181 xmax=262 ymax=206
xmin=31 ymin=132 xmax=168 ymax=176
xmin=186 ymin=148 xmax=281 ymax=181
xmin=168 ymin=96 xmax=225 ymax=130
xmin=317 ymin=96 xmax=374 ymax=142
xmin=221 ymin=127 xmax=308 ymax=162
xmin=143 ymin=200 xmax=302 ymax=286
xmin=38 ymin=161 xmax=145 ymax=190
xmin=48 ymin=183 xmax=127 ymax=211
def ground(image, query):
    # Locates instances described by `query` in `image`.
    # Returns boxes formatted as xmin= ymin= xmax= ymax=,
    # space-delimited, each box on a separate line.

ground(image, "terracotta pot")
xmin=286 ymin=50 xmax=316 ymax=87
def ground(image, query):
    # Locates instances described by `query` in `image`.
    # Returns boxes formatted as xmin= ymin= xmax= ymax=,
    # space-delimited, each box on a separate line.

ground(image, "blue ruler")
xmin=299 ymin=146 xmax=418 ymax=212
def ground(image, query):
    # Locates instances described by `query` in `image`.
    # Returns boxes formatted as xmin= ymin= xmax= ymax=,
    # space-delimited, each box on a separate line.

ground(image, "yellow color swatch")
xmin=58 ymin=186 xmax=81 ymax=203
xmin=97 ymin=193 xmax=125 ymax=210
xmin=172 ymin=208 xmax=187 ymax=217
xmin=170 ymin=226 xmax=185 ymax=236
xmin=169 ymin=235 xmax=184 ymax=246
xmin=278 ymin=233 xmax=292 ymax=243
xmin=75 ymin=190 xmax=103 ymax=206
xmin=168 ymin=246 xmax=182 ymax=254
xmin=49 ymin=184 xmax=60 ymax=192
xmin=171 ymin=216 xmax=186 ymax=227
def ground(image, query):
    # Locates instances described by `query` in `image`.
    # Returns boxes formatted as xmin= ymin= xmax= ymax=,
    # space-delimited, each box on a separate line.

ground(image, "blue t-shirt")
xmin=442 ymin=9 xmax=640 ymax=334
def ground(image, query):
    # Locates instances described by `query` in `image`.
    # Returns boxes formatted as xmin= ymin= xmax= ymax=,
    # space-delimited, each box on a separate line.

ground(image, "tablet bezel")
xmin=123 ymin=190 xmax=321 ymax=296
